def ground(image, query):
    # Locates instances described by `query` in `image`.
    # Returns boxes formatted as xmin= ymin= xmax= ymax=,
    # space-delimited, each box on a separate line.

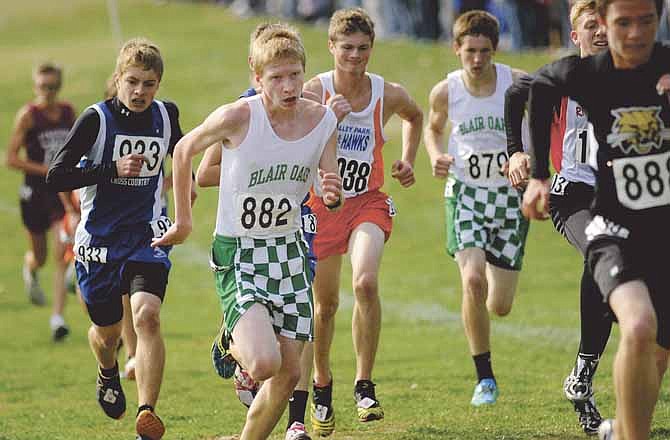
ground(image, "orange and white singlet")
xmin=314 ymin=71 xmax=386 ymax=199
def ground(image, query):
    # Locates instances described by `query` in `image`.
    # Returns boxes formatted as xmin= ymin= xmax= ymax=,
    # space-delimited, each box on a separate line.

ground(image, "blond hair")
xmin=570 ymin=0 xmax=597 ymax=29
xmin=113 ymin=37 xmax=164 ymax=82
xmin=453 ymin=10 xmax=500 ymax=50
xmin=33 ymin=61 xmax=63 ymax=88
xmin=328 ymin=7 xmax=375 ymax=44
xmin=249 ymin=24 xmax=305 ymax=75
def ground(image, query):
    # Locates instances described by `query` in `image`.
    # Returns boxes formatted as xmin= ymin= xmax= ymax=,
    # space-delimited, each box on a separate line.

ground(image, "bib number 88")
xmin=613 ymin=152 xmax=670 ymax=210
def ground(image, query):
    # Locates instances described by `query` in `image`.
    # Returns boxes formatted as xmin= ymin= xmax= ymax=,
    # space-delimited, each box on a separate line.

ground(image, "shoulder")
xmin=428 ymin=78 xmax=450 ymax=107
xmin=303 ymin=76 xmax=324 ymax=101
xmin=14 ymin=104 xmax=35 ymax=129
xmin=510 ymin=68 xmax=528 ymax=82
xmin=211 ymin=99 xmax=251 ymax=130
xmin=383 ymin=80 xmax=413 ymax=106
xmin=540 ymin=55 xmax=583 ymax=79
xmin=301 ymin=98 xmax=327 ymax=119
xmin=159 ymin=100 xmax=180 ymax=120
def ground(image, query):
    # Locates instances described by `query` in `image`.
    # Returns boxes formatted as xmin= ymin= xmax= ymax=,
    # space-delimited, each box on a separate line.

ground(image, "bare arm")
xmin=5 ymin=107 xmax=49 ymax=177
xmin=302 ymin=77 xmax=323 ymax=104
xmin=318 ymin=127 xmax=343 ymax=210
xmin=196 ymin=142 xmax=222 ymax=187
xmin=423 ymin=80 xmax=454 ymax=179
xmin=384 ymin=82 xmax=423 ymax=167
xmin=152 ymin=101 xmax=249 ymax=246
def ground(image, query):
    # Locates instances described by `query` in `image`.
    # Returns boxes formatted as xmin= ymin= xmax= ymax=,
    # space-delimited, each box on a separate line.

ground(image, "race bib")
xmin=150 ymin=215 xmax=173 ymax=239
xmin=550 ymin=174 xmax=568 ymax=196
xmin=464 ymin=150 xmax=508 ymax=184
xmin=112 ymin=135 xmax=168 ymax=177
xmin=338 ymin=157 xmax=371 ymax=196
xmin=75 ymin=245 xmax=108 ymax=264
xmin=301 ymin=213 xmax=317 ymax=234
xmin=612 ymin=151 xmax=670 ymax=210
xmin=236 ymin=193 xmax=297 ymax=235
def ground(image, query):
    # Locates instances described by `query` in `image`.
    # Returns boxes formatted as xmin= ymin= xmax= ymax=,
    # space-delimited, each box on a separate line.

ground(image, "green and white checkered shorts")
xmin=445 ymin=176 xmax=529 ymax=271
xmin=211 ymin=231 xmax=314 ymax=341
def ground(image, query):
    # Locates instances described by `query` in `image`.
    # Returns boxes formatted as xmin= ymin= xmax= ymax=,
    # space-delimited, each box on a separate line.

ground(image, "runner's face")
xmin=572 ymin=10 xmax=608 ymax=57
xmin=455 ymin=35 xmax=495 ymax=79
xmin=257 ymin=58 xmax=304 ymax=110
xmin=34 ymin=72 xmax=61 ymax=104
xmin=328 ymin=32 xmax=373 ymax=75
xmin=602 ymin=0 xmax=657 ymax=68
xmin=116 ymin=66 xmax=160 ymax=113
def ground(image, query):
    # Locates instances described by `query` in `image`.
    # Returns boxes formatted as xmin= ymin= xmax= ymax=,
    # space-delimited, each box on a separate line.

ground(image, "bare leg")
xmin=485 ymin=263 xmax=519 ymax=318
xmin=88 ymin=320 xmax=123 ymax=369
xmin=130 ymin=292 xmax=164 ymax=408
xmin=349 ymin=223 xmax=385 ymax=382
xmin=232 ymin=304 xmax=304 ymax=440
xmin=609 ymin=281 xmax=660 ymax=440
xmin=51 ymin=222 xmax=68 ymax=320
xmin=121 ymin=294 xmax=137 ymax=378
xmin=312 ymin=255 xmax=342 ymax=386
xmin=455 ymin=248 xmax=489 ymax=356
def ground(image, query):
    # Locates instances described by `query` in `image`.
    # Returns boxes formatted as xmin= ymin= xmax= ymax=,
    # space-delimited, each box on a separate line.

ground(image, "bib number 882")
xmin=241 ymin=196 xmax=292 ymax=230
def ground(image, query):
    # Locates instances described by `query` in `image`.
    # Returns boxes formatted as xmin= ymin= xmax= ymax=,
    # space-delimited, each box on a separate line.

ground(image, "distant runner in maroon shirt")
xmin=5 ymin=62 xmax=76 ymax=342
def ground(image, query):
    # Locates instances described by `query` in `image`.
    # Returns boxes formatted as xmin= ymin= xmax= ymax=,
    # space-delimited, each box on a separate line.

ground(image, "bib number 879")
xmin=468 ymin=151 xmax=508 ymax=180
xmin=241 ymin=196 xmax=292 ymax=230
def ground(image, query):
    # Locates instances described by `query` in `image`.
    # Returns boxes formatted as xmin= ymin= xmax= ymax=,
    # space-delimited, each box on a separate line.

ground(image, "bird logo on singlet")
xmin=607 ymin=106 xmax=667 ymax=154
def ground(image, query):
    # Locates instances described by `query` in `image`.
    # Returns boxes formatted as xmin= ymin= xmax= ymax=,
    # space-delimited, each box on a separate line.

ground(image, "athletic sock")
xmin=137 ymin=404 xmax=154 ymax=416
xmin=473 ymin=351 xmax=494 ymax=382
xmin=100 ymin=362 xmax=119 ymax=379
xmin=579 ymin=265 xmax=613 ymax=356
xmin=287 ymin=390 xmax=308 ymax=429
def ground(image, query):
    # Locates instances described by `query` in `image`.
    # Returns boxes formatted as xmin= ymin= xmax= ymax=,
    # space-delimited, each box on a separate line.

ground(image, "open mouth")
xmin=283 ymin=97 xmax=297 ymax=105
xmin=593 ymin=41 xmax=607 ymax=47
xmin=131 ymin=99 xmax=146 ymax=107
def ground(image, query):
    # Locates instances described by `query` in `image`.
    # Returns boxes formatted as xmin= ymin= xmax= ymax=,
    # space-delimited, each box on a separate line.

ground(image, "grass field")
xmin=1 ymin=1 xmax=669 ymax=439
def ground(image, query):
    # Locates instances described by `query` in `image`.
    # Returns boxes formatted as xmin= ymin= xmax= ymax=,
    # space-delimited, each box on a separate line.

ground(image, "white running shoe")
xmin=598 ymin=419 xmax=615 ymax=440
xmin=23 ymin=263 xmax=45 ymax=306
xmin=285 ymin=421 xmax=311 ymax=440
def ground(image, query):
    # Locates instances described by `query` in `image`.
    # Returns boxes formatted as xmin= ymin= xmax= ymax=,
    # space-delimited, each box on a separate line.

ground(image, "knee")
xmin=487 ymin=299 xmax=512 ymax=317
xmin=133 ymin=304 xmax=161 ymax=335
xmin=620 ymin=315 xmax=657 ymax=353
xmin=462 ymin=272 xmax=487 ymax=304
xmin=353 ymin=272 xmax=378 ymax=301
xmin=315 ymin=294 xmax=339 ymax=321
xmin=247 ymin=353 xmax=281 ymax=381
xmin=90 ymin=326 xmax=120 ymax=351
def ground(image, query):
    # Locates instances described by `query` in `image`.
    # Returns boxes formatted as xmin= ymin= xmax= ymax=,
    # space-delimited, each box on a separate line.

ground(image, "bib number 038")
xmin=612 ymin=151 xmax=670 ymax=210
xmin=338 ymin=157 xmax=371 ymax=194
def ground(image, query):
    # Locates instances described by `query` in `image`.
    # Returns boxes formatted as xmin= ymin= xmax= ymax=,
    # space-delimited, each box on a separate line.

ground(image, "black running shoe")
xmin=574 ymin=396 xmax=603 ymax=436
xmin=211 ymin=325 xmax=237 ymax=379
xmin=52 ymin=325 xmax=69 ymax=342
xmin=354 ymin=380 xmax=384 ymax=422
xmin=96 ymin=367 xmax=126 ymax=419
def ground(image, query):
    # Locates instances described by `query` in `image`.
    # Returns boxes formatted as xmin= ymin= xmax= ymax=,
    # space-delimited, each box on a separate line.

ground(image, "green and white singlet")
xmin=212 ymin=95 xmax=337 ymax=339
